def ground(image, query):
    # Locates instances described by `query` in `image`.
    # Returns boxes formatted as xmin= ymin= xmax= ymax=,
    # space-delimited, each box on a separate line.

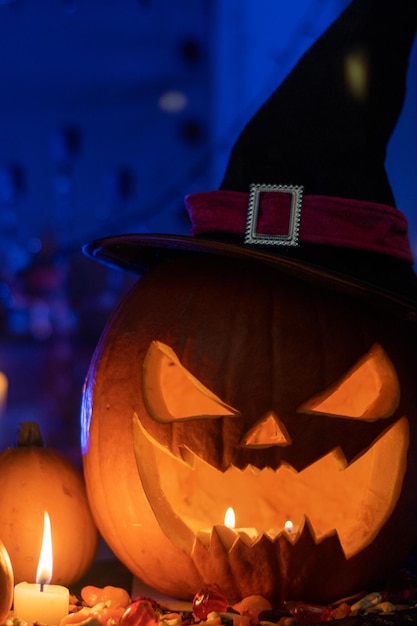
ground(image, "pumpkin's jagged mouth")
xmin=132 ymin=414 xmax=408 ymax=559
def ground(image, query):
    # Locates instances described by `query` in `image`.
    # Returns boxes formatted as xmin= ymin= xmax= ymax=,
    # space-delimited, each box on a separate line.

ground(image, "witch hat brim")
xmin=84 ymin=0 xmax=417 ymax=322
xmin=84 ymin=227 xmax=417 ymax=322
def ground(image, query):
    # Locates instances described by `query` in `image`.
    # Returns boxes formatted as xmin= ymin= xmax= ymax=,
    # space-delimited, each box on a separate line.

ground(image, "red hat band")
xmin=186 ymin=188 xmax=413 ymax=264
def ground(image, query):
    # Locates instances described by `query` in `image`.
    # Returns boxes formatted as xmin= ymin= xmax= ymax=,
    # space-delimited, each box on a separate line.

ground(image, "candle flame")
xmin=36 ymin=511 xmax=53 ymax=585
xmin=224 ymin=507 xmax=235 ymax=529
xmin=284 ymin=519 xmax=294 ymax=533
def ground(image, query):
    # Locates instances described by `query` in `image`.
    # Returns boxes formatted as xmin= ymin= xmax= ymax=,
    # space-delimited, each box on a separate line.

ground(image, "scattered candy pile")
xmin=5 ymin=569 xmax=417 ymax=626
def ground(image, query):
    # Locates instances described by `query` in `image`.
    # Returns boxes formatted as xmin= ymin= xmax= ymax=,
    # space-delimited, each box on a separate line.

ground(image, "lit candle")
xmin=197 ymin=509 xmax=295 ymax=549
xmin=14 ymin=512 xmax=69 ymax=625
xmin=265 ymin=519 xmax=299 ymax=543
xmin=196 ymin=507 xmax=240 ymax=548
xmin=224 ymin=507 xmax=258 ymax=541
xmin=284 ymin=519 xmax=294 ymax=533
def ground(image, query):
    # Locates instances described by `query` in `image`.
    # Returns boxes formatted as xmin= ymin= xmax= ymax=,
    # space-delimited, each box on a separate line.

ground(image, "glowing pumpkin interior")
xmin=133 ymin=339 xmax=408 ymax=560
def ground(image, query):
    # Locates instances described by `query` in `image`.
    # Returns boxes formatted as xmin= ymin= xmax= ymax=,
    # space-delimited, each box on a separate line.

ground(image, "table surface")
xmin=3 ymin=554 xmax=417 ymax=626
xmin=70 ymin=555 xmax=193 ymax=611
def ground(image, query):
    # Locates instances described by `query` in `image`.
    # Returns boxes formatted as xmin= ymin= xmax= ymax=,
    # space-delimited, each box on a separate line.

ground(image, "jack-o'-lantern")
xmin=82 ymin=255 xmax=417 ymax=603
xmin=81 ymin=0 xmax=417 ymax=605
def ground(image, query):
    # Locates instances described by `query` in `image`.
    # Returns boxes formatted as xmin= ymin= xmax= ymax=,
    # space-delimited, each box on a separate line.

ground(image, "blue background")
xmin=0 ymin=0 xmax=415 ymax=459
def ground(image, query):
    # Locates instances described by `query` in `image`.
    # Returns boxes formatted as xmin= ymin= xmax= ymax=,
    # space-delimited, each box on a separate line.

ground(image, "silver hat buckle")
xmin=244 ymin=184 xmax=304 ymax=247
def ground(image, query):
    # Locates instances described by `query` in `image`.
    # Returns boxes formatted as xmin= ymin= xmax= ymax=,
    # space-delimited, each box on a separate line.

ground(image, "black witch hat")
xmin=84 ymin=0 xmax=417 ymax=320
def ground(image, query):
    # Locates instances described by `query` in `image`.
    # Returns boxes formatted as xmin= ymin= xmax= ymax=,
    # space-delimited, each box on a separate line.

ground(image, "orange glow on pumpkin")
xmin=132 ymin=339 xmax=408 ymax=560
xmin=81 ymin=257 xmax=417 ymax=604
xmin=133 ymin=405 xmax=409 ymax=558
xmin=0 ymin=540 xmax=13 ymax=622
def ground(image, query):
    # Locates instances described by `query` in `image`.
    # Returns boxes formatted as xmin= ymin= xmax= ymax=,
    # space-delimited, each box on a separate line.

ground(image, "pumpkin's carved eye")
xmin=143 ymin=340 xmax=239 ymax=422
xmin=298 ymin=343 xmax=400 ymax=422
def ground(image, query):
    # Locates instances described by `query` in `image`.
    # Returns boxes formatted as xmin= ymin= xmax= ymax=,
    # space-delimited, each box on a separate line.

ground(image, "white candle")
xmin=284 ymin=520 xmax=294 ymax=533
xmin=197 ymin=508 xmax=260 ymax=550
xmin=13 ymin=512 xmax=69 ymax=625
xmin=14 ymin=582 xmax=69 ymax=625
xmin=224 ymin=507 xmax=258 ymax=543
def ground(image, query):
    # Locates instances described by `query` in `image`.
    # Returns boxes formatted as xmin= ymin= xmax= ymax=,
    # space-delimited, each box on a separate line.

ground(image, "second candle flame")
xmin=224 ymin=507 xmax=235 ymax=529
xmin=36 ymin=512 xmax=53 ymax=586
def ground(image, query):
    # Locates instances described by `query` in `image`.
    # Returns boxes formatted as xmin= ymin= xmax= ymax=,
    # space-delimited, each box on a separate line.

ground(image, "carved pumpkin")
xmin=82 ymin=256 xmax=417 ymax=604
xmin=0 ymin=422 xmax=98 ymax=586
xmin=0 ymin=540 xmax=13 ymax=622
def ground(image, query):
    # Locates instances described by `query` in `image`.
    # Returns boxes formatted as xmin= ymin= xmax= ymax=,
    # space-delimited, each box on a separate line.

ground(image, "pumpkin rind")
xmin=0 ymin=426 xmax=98 ymax=586
xmin=0 ymin=540 xmax=13 ymax=622
xmin=82 ymin=257 xmax=417 ymax=603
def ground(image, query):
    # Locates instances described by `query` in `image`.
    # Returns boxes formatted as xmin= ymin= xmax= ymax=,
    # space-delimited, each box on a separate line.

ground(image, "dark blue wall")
xmin=0 ymin=0 xmax=415 ymax=456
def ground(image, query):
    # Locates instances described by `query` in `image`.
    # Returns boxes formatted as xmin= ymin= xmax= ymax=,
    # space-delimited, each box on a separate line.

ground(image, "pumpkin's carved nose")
xmin=241 ymin=412 xmax=292 ymax=448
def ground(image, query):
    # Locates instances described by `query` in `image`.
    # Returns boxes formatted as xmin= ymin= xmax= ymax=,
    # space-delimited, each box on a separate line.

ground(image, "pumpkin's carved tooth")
xmin=280 ymin=459 xmax=298 ymax=474
xmin=263 ymin=515 xmax=335 ymax=546
xmin=328 ymin=447 xmax=347 ymax=470
xmin=211 ymin=525 xmax=240 ymax=551
xmin=234 ymin=463 xmax=265 ymax=476
xmin=298 ymin=514 xmax=340 ymax=546
xmin=179 ymin=446 xmax=195 ymax=468
xmin=341 ymin=420 xmax=402 ymax=469
xmin=191 ymin=517 xmax=347 ymax=604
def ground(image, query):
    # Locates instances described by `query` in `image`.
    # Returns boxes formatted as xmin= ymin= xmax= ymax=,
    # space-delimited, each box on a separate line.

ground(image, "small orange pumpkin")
xmin=0 ymin=422 xmax=98 ymax=586
xmin=0 ymin=540 xmax=13 ymax=622
xmin=82 ymin=257 xmax=417 ymax=603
